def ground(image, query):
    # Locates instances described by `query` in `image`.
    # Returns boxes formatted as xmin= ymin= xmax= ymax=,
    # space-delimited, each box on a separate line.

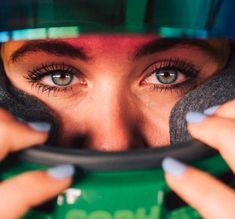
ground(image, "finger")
xmin=162 ymin=157 xmax=235 ymax=219
xmin=0 ymin=109 xmax=50 ymax=159
xmin=204 ymin=99 xmax=235 ymax=118
xmin=0 ymin=164 xmax=74 ymax=219
xmin=186 ymin=113 xmax=235 ymax=172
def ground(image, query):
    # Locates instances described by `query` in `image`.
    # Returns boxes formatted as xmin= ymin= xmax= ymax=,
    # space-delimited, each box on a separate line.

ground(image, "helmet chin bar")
xmin=17 ymin=140 xmax=216 ymax=171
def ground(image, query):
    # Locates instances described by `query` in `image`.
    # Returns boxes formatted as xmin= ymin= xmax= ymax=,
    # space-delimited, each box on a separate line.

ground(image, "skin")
xmin=165 ymin=100 xmax=235 ymax=219
xmin=1 ymin=35 xmax=229 ymax=150
xmin=0 ymin=109 xmax=71 ymax=218
xmin=0 ymin=35 xmax=234 ymax=218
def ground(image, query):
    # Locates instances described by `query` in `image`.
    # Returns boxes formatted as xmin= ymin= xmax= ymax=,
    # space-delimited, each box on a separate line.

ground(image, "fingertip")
xmin=47 ymin=164 xmax=75 ymax=180
xmin=27 ymin=122 xmax=51 ymax=132
xmin=0 ymin=121 xmax=49 ymax=154
xmin=3 ymin=169 xmax=74 ymax=217
xmin=24 ymin=122 xmax=51 ymax=145
xmin=162 ymin=157 xmax=188 ymax=177
xmin=33 ymin=130 xmax=49 ymax=142
xmin=185 ymin=112 xmax=207 ymax=124
xmin=203 ymin=105 xmax=219 ymax=115
xmin=22 ymin=129 xmax=49 ymax=146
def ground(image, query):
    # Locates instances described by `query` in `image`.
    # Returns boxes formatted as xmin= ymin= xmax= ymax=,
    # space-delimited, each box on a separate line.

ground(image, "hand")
xmin=162 ymin=100 xmax=235 ymax=219
xmin=0 ymin=108 xmax=74 ymax=219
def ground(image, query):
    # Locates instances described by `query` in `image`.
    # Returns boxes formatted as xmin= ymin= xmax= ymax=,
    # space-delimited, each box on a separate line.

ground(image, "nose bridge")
xmin=88 ymin=79 xmax=134 ymax=151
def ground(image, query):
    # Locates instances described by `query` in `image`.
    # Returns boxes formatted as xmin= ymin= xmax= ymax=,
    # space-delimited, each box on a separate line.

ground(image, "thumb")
xmin=0 ymin=164 xmax=75 ymax=219
xmin=162 ymin=157 xmax=235 ymax=219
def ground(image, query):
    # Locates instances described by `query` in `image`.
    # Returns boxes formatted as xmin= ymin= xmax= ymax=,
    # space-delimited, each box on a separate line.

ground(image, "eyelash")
xmin=142 ymin=58 xmax=200 ymax=93
xmin=25 ymin=63 xmax=80 ymax=96
xmin=25 ymin=59 xmax=200 ymax=96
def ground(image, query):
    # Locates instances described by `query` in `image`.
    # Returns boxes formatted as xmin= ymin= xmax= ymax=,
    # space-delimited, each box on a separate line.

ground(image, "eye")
xmin=26 ymin=63 xmax=87 ymax=95
xmin=141 ymin=59 xmax=199 ymax=88
xmin=42 ymin=71 xmax=75 ymax=86
xmin=145 ymin=69 xmax=182 ymax=85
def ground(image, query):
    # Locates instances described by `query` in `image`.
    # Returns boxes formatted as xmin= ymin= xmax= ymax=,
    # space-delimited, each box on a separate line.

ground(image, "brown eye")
xmin=51 ymin=72 xmax=73 ymax=86
xmin=156 ymin=69 xmax=177 ymax=84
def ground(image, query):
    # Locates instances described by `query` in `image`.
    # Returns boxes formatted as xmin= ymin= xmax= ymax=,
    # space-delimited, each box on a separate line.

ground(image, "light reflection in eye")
xmin=145 ymin=69 xmax=184 ymax=85
xmin=42 ymin=72 xmax=75 ymax=86
xmin=141 ymin=58 xmax=199 ymax=88
xmin=52 ymin=72 xmax=74 ymax=86
xmin=25 ymin=63 xmax=87 ymax=95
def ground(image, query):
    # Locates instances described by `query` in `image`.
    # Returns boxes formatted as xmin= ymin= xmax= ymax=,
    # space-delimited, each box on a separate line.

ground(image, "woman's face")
xmin=1 ymin=35 xmax=230 ymax=151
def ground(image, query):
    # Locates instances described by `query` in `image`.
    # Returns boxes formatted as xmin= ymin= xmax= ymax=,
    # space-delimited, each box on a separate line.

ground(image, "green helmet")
xmin=0 ymin=1 xmax=234 ymax=219
xmin=1 ymin=0 xmax=235 ymax=40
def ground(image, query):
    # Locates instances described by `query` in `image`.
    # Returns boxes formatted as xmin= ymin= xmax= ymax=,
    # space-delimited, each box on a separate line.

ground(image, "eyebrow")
xmin=10 ymin=40 xmax=90 ymax=62
xmin=10 ymin=38 xmax=220 ymax=63
xmin=133 ymin=38 xmax=220 ymax=61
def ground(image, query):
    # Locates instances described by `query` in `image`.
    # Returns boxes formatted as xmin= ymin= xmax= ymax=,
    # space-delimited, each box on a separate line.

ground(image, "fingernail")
xmin=185 ymin=112 xmax=207 ymax=124
xmin=204 ymin=105 xmax=219 ymax=115
xmin=47 ymin=164 xmax=75 ymax=180
xmin=27 ymin=122 xmax=51 ymax=132
xmin=162 ymin=157 xmax=188 ymax=176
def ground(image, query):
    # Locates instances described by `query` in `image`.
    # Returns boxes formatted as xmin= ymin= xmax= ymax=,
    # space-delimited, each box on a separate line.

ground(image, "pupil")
xmin=60 ymin=73 xmax=66 ymax=79
xmin=163 ymin=72 xmax=170 ymax=78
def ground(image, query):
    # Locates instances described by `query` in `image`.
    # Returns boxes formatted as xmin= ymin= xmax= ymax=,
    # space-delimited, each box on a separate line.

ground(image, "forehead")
xmin=63 ymin=34 xmax=158 ymax=49
xmin=3 ymin=35 xmax=158 ymax=55
xmin=1 ymin=35 xmax=229 ymax=66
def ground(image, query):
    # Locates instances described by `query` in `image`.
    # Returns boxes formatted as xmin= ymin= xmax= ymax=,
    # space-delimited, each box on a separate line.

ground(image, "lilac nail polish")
xmin=185 ymin=112 xmax=207 ymax=124
xmin=47 ymin=164 xmax=75 ymax=180
xmin=162 ymin=157 xmax=187 ymax=176
xmin=204 ymin=105 xmax=219 ymax=115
